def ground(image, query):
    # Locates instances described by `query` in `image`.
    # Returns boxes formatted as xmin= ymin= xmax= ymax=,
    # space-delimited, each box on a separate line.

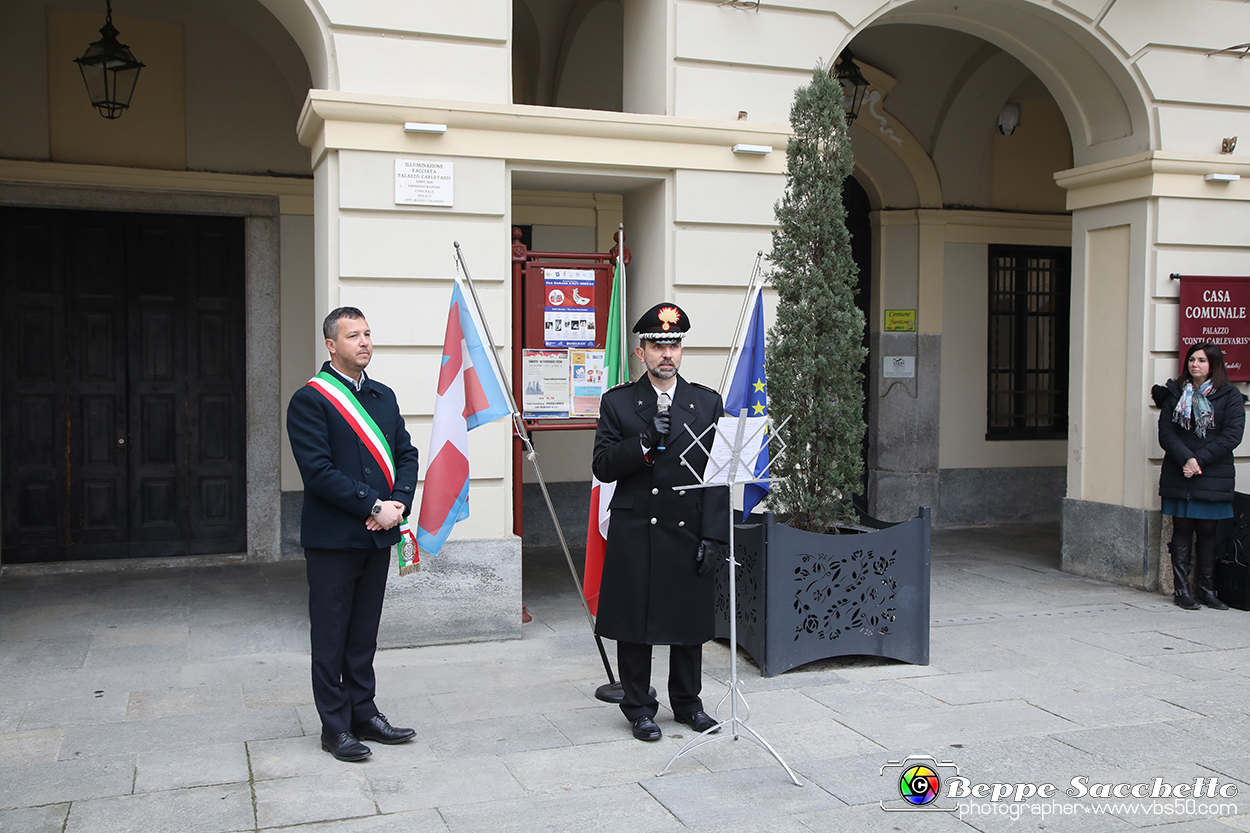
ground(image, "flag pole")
xmin=718 ymin=251 xmax=765 ymax=396
xmin=616 ymin=224 xmax=628 ymax=385
xmin=452 ymin=242 xmax=619 ymax=689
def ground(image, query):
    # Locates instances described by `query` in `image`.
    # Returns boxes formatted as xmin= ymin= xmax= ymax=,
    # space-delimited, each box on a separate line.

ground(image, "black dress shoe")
xmin=674 ymin=710 xmax=719 ymax=733
xmin=321 ymin=731 xmax=371 ymax=761
xmin=352 ymin=713 xmax=416 ymax=745
xmin=631 ymin=715 xmax=662 ymax=741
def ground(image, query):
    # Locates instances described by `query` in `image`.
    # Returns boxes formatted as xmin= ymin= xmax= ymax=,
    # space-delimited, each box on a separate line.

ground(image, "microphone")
xmin=657 ymin=392 xmax=671 ymax=452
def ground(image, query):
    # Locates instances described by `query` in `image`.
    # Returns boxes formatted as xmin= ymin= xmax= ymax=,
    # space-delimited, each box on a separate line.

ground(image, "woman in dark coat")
xmin=1153 ymin=342 xmax=1246 ymax=610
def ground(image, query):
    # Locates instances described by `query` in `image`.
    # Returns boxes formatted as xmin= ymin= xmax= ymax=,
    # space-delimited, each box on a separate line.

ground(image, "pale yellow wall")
xmin=622 ymin=0 xmax=669 ymax=116
xmin=670 ymin=0 xmax=849 ymax=124
xmin=939 ymin=238 xmax=1069 ymax=469
xmin=47 ymin=11 xmax=187 ymax=170
xmin=280 ymin=213 xmax=317 ymax=493
xmin=991 ymin=76 xmax=1072 ymax=213
xmin=1080 ymin=225 xmax=1132 ymax=505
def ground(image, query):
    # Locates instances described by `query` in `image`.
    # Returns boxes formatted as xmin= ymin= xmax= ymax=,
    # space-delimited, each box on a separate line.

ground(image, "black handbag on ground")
xmin=1216 ymin=492 xmax=1250 ymax=610
xmin=1216 ymin=538 xmax=1250 ymax=611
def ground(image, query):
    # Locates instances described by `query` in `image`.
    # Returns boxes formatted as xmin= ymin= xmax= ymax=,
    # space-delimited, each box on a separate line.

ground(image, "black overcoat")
xmin=592 ymin=374 xmax=730 ymax=646
xmin=287 ymin=361 xmax=421 ymax=549
xmin=1152 ymin=378 xmax=1246 ymax=503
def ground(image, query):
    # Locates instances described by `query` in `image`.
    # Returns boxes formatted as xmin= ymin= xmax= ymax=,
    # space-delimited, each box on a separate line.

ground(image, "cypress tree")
xmin=766 ymin=65 xmax=866 ymax=532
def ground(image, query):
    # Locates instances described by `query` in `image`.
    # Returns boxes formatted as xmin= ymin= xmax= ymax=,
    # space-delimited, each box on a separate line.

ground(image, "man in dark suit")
xmin=592 ymin=303 xmax=730 ymax=741
xmin=287 ymin=307 xmax=420 ymax=761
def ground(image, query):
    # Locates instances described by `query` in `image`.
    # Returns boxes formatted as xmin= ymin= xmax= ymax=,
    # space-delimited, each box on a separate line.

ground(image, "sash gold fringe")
xmin=397 ymin=536 xmax=420 ymax=575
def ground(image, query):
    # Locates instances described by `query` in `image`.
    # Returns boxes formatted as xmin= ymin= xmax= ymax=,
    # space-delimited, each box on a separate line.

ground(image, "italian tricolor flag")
xmin=583 ymin=250 xmax=628 ymax=616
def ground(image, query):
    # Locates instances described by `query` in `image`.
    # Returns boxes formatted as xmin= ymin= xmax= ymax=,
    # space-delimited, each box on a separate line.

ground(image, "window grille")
xmin=986 ymin=245 xmax=1071 ymax=439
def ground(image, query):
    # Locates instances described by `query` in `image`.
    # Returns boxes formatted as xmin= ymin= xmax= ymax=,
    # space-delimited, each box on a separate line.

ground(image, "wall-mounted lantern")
xmin=832 ymin=49 xmax=869 ymax=124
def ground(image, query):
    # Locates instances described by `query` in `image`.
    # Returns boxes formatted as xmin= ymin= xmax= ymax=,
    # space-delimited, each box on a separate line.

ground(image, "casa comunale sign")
xmin=1178 ymin=275 xmax=1250 ymax=382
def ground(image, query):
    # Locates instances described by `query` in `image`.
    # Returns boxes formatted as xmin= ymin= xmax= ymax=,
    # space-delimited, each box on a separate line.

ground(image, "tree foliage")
xmin=766 ymin=66 xmax=866 ymax=532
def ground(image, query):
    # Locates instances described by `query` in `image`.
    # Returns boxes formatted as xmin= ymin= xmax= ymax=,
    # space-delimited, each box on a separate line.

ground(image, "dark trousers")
xmin=305 ymin=547 xmax=389 ymax=735
xmin=617 ymin=641 xmax=704 ymax=721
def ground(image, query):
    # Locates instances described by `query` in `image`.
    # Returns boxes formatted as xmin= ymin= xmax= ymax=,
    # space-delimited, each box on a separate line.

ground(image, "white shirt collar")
xmin=329 ymin=364 xmax=367 ymax=392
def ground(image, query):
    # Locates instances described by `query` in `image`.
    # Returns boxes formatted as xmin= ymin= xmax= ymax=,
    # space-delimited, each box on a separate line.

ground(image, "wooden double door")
xmin=1 ymin=208 xmax=247 ymax=563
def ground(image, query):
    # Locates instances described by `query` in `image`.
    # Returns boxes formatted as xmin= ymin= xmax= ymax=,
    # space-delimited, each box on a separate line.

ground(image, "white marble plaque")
xmin=883 ymin=356 xmax=915 ymax=378
xmin=395 ymin=159 xmax=453 ymax=206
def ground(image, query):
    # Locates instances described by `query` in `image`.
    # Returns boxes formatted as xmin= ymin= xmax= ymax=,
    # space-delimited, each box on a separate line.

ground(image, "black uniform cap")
xmin=633 ymin=303 xmax=689 ymax=343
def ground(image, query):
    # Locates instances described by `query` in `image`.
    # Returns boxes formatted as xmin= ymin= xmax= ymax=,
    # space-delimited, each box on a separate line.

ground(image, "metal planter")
xmin=714 ymin=507 xmax=931 ymax=676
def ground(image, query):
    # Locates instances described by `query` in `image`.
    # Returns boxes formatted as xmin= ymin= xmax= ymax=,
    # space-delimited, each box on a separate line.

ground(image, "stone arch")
xmin=254 ymin=0 xmax=333 ymax=89
xmin=855 ymin=0 xmax=1151 ymax=167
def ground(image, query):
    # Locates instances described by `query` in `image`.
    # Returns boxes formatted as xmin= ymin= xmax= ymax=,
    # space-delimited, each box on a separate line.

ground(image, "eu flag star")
xmin=753 ymin=379 xmax=765 ymax=393
xmin=752 ymin=402 xmax=765 ymax=415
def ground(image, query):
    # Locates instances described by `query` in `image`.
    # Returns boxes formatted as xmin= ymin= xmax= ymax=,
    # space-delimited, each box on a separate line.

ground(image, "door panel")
xmin=65 ymin=210 xmax=128 ymax=557
xmin=0 ymin=207 xmax=246 ymax=563
xmin=2 ymin=213 xmax=68 ymax=555
xmin=185 ymin=216 xmax=246 ymax=551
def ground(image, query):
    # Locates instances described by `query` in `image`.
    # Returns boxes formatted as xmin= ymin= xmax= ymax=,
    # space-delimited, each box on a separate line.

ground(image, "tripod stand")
xmin=655 ymin=410 xmax=802 ymax=787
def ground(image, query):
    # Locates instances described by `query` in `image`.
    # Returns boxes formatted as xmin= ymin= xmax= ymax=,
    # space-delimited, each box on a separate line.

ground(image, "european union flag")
xmin=724 ymin=287 xmax=769 ymax=517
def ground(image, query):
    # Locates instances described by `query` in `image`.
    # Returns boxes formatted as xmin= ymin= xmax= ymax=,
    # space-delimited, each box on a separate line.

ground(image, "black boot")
xmin=1195 ymin=535 xmax=1229 ymax=610
xmin=1170 ymin=541 xmax=1201 ymax=610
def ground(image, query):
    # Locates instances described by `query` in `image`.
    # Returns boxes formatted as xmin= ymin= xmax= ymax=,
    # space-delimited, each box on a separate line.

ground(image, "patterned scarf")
xmin=1173 ymin=379 xmax=1215 ymax=438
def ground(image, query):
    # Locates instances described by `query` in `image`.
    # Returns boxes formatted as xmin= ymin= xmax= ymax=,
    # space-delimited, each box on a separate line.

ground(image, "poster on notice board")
xmin=521 ymin=349 xmax=569 ymax=418
xmin=542 ymin=268 xmax=596 ymax=348
xmin=569 ymin=350 xmax=607 ymax=417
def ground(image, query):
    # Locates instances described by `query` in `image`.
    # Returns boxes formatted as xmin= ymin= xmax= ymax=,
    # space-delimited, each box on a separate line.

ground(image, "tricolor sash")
xmin=305 ymin=371 xmax=419 ymax=573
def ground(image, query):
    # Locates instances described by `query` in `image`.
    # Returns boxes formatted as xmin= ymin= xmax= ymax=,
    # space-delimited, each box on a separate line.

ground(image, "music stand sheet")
xmin=701 ymin=416 xmax=769 ymax=486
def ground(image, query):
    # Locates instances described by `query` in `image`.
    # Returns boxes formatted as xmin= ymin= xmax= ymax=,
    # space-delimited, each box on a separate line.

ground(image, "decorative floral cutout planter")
xmin=714 ymin=507 xmax=931 ymax=676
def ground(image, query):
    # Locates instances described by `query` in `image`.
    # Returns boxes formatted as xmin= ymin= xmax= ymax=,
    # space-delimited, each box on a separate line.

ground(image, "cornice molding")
xmin=1055 ymin=151 xmax=1250 ymax=209
xmin=297 ymin=91 xmax=793 ymax=170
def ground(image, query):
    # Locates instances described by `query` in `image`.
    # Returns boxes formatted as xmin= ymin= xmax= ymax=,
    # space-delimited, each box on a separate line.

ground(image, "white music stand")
xmin=656 ymin=409 xmax=802 ymax=787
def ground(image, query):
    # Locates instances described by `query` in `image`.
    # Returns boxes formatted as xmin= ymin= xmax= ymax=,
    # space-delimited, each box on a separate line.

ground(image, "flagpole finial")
xmin=454 ymin=241 xmax=460 ymax=249
xmin=758 ymin=250 xmax=764 ymax=256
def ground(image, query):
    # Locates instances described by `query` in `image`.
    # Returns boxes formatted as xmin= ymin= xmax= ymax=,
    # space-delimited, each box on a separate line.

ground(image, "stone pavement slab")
xmin=419 ymin=712 xmax=571 ymax=757
xmin=269 ymin=811 xmax=450 ymax=833
xmin=253 ymin=771 xmax=377 ymax=828
xmin=366 ymin=754 xmax=525 ymax=813
xmin=59 ymin=705 xmax=303 ymax=759
xmin=134 ymin=741 xmax=249 ymax=792
xmin=0 ymin=754 xmax=135 ymax=810
xmin=439 ymin=783 xmax=684 ymax=833
xmin=644 ymin=765 xmax=847 ymax=822
xmin=65 ymin=783 xmax=254 ymax=833
xmin=500 ymin=738 xmax=706 ymax=794
xmin=0 ymin=804 xmax=70 ymax=833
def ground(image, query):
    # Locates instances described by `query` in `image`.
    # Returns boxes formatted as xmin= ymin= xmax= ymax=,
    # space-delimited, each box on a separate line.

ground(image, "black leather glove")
xmin=641 ymin=410 xmax=671 ymax=450
xmin=695 ymin=539 xmax=727 ymax=576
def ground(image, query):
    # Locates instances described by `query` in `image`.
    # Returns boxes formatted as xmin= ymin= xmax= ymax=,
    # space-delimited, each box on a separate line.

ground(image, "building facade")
xmin=3 ymin=0 xmax=1249 ymax=643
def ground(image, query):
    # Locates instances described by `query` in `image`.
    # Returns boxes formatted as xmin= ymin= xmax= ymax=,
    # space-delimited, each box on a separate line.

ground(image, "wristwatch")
xmin=371 ymin=499 xmax=384 ymax=516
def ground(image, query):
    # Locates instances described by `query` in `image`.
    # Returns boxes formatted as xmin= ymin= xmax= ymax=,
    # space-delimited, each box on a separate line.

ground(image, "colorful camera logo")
xmin=900 ymin=764 xmax=940 ymax=805
xmin=880 ymin=755 xmax=959 ymax=813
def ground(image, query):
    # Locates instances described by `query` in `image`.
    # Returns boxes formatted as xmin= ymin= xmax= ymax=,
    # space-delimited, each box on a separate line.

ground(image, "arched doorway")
xmin=0 ymin=0 xmax=315 ymax=564
xmin=836 ymin=5 xmax=1152 ymax=531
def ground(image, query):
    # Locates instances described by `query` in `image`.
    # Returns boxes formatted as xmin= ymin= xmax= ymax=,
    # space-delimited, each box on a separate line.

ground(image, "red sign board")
xmin=1178 ymin=275 xmax=1250 ymax=381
